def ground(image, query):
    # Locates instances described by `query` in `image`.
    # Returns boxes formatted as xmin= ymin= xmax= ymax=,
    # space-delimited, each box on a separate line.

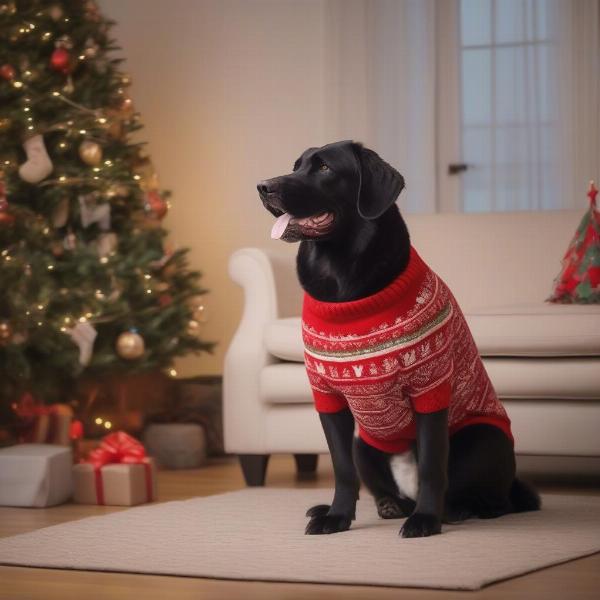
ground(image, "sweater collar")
xmin=303 ymin=246 xmax=429 ymax=322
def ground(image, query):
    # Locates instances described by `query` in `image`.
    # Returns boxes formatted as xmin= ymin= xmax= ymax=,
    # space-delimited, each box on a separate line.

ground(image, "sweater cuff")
xmin=411 ymin=379 xmax=452 ymax=414
xmin=312 ymin=389 xmax=347 ymax=413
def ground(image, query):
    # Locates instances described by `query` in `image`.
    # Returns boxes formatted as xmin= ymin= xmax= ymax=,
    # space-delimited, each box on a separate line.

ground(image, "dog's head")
xmin=257 ymin=141 xmax=405 ymax=243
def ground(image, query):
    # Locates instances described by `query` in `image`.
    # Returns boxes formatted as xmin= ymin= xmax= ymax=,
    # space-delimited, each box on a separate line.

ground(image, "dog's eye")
xmin=319 ymin=163 xmax=330 ymax=172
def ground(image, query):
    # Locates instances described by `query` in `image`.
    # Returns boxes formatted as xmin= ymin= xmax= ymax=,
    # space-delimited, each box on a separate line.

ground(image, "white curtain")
xmin=322 ymin=0 xmax=599 ymax=213
xmin=556 ymin=0 xmax=600 ymax=207
xmin=322 ymin=0 xmax=437 ymax=213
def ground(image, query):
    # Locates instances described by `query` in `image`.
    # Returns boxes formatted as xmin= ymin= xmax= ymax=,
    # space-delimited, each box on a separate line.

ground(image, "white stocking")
xmin=19 ymin=134 xmax=54 ymax=184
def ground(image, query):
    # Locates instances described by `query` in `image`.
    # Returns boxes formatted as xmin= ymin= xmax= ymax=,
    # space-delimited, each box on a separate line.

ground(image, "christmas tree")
xmin=548 ymin=181 xmax=600 ymax=303
xmin=0 ymin=0 xmax=213 ymax=431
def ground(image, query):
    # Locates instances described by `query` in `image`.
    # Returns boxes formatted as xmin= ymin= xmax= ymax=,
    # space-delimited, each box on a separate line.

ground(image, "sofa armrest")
xmin=223 ymin=247 xmax=300 ymax=453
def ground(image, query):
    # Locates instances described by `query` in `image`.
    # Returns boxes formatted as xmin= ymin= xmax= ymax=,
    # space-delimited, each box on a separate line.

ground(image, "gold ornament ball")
xmin=187 ymin=320 xmax=200 ymax=335
xmin=116 ymin=330 xmax=145 ymax=360
xmin=79 ymin=140 xmax=102 ymax=166
xmin=0 ymin=321 xmax=12 ymax=343
xmin=48 ymin=4 xmax=63 ymax=20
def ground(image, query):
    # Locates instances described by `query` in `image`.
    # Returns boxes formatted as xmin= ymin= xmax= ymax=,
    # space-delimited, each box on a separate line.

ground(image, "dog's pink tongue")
xmin=271 ymin=213 xmax=292 ymax=239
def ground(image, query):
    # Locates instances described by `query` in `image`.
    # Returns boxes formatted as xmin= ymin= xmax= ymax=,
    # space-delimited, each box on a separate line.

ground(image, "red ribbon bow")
xmin=83 ymin=431 xmax=154 ymax=505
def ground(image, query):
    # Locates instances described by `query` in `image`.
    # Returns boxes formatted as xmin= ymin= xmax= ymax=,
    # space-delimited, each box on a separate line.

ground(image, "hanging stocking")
xmin=67 ymin=321 xmax=97 ymax=366
xmin=18 ymin=134 xmax=54 ymax=184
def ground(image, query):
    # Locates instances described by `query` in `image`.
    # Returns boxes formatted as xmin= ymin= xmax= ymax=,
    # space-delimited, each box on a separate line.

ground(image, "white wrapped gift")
xmin=0 ymin=444 xmax=73 ymax=507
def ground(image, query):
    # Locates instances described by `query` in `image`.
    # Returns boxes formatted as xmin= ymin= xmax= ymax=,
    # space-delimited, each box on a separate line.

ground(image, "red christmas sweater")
xmin=302 ymin=247 xmax=513 ymax=454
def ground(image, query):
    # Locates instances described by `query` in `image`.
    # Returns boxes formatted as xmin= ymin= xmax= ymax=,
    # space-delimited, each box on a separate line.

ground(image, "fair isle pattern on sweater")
xmin=301 ymin=247 xmax=512 ymax=454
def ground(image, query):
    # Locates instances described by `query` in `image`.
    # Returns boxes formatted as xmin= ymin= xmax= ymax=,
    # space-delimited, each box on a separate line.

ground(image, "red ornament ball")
xmin=144 ymin=191 xmax=168 ymax=220
xmin=0 ymin=64 xmax=16 ymax=80
xmin=0 ymin=199 xmax=15 ymax=225
xmin=50 ymin=48 xmax=71 ymax=74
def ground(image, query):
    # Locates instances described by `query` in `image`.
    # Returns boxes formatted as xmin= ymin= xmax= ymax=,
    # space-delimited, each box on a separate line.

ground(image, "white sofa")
xmin=224 ymin=210 xmax=600 ymax=485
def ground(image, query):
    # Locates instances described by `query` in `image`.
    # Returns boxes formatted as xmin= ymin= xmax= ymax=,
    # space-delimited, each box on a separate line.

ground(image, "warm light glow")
xmin=97 ymin=117 xmax=107 ymax=124
xmin=169 ymin=368 xmax=177 ymax=377
xmin=85 ymin=312 xmax=93 ymax=318
xmin=95 ymin=417 xmax=103 ymax=425
xmin=100 ymin=257 xmax=109 ymax=264
xmin=104 ymin=421 xmax=112 ymax=429
xmin=37 ymin=304 xmax=44 ymax=310
xmin=79 ymin=129 xmax=86 ymax=135
xmin=78 ymin=316 xmax=87 ymax=323
xmin=133 ymin=175 xmax=141 ymax=181
xmin=58 ymin=175 xmax=66 ymax=182
xmin=52 ymin=91 xmax=60 ymax=97
xmin=13 ymin=81 xmax=23 ymax=88
xmin=47 ymin=264 xmax=54 ymax=270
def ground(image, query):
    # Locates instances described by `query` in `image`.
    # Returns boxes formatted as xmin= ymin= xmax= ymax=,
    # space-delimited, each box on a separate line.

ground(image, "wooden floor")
xmin=1 ymin=454 xmax=599 ymax=600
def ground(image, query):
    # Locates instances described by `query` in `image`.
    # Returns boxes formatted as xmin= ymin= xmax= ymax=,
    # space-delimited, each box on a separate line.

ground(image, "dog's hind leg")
xmin=445 ymin=424 xmax=516 ymax=521
xmin=353 ymin=436 xmax=416 ymax=519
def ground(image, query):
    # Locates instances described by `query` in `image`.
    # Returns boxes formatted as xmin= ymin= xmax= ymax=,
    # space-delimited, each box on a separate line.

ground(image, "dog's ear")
xmin=354 ymin=145 xmax=405 ymax=220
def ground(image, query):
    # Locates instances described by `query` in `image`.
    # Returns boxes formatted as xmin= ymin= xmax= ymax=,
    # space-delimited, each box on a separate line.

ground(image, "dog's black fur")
xmin=258 ymin=140 xmax=541 ymax=538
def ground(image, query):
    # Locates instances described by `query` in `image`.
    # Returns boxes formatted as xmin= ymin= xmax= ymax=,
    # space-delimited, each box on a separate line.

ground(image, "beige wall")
xmin=99 ymin=0 xmax=330 ymax=376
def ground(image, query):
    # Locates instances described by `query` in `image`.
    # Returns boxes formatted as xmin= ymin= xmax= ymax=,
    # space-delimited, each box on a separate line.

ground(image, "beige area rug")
xmin=0 ymin=489 xmax=599 ymax=590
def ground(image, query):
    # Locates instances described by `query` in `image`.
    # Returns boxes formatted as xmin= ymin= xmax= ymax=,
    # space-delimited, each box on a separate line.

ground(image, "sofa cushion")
xmin=264 ymin=304 xmax=600 ymax=362
xmin=260 ymin=358 xmax=600 ymax=405
xmin=466 ymin=304 xmax=600 ymax=357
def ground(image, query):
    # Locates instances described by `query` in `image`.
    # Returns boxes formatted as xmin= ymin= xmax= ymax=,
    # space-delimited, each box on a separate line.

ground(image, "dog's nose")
xmin=257 ymin=181 xmax=269 ymax=198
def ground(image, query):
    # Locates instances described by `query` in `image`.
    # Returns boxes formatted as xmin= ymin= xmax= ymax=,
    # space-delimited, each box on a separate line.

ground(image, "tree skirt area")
xmin=0 ymin=489 xmax=599 ymax=590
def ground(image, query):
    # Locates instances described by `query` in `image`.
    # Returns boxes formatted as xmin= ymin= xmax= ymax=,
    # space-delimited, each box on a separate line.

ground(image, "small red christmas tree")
xmin=548 ymin=181 xmax=600 ymax=303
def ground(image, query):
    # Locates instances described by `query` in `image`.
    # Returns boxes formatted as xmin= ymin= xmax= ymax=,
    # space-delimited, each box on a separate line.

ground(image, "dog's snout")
xmin=257 ymin=181 xmax=270 ymax=199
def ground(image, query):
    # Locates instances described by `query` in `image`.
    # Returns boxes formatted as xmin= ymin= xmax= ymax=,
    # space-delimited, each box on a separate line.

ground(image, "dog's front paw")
xmin=400 ymin=513 xmax=441 ymax=538
xmin=305 ymin=504 xmax=352 ymax=535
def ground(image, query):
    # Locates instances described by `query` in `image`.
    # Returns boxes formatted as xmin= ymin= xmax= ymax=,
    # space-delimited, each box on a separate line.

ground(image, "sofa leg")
xmin=238 ymin=454 xmax=270 ymax=486
xmin=294 ymin=453 xmax=319 ymax=479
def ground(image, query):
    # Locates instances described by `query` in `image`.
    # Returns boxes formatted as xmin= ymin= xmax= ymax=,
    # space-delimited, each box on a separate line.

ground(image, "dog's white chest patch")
xmin=390 ymin=450 xmax=418 ymax=500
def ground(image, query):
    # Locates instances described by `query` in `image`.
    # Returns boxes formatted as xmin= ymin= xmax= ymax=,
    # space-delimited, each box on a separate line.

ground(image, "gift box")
xmin=73 ymin=431 xmax=157 ymax=506
xmin=0 ymin=444 xmax=73 ymax=507
xmin=14 ymin=393 xmax=73 ymax=446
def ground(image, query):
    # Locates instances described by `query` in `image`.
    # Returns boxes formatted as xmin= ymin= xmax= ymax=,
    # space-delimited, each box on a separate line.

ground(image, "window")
xmin=458 ymin=0 xmax=559 ymax=212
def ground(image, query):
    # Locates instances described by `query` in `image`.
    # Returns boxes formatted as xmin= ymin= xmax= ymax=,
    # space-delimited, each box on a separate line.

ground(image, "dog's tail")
xmin=509 ymin=478 xmax=541 ymax=513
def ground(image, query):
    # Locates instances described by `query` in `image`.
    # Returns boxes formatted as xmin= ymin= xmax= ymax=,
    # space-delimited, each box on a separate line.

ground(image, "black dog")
xmin=257 ymin=141 xmax=540 ymax=538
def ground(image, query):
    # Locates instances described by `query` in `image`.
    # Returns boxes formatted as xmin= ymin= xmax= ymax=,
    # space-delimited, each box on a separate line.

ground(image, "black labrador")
xmin=257 ymin=140 xmax=540 ymax=537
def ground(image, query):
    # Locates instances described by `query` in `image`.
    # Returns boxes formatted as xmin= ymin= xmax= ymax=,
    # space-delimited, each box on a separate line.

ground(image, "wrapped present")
xmin=73 ymin=431 xmax=157 ymax=506
xmin=0 ymin=444 xmax=73 ymax=507
xmin=13 ymin=393 xmax=73 ymax=446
